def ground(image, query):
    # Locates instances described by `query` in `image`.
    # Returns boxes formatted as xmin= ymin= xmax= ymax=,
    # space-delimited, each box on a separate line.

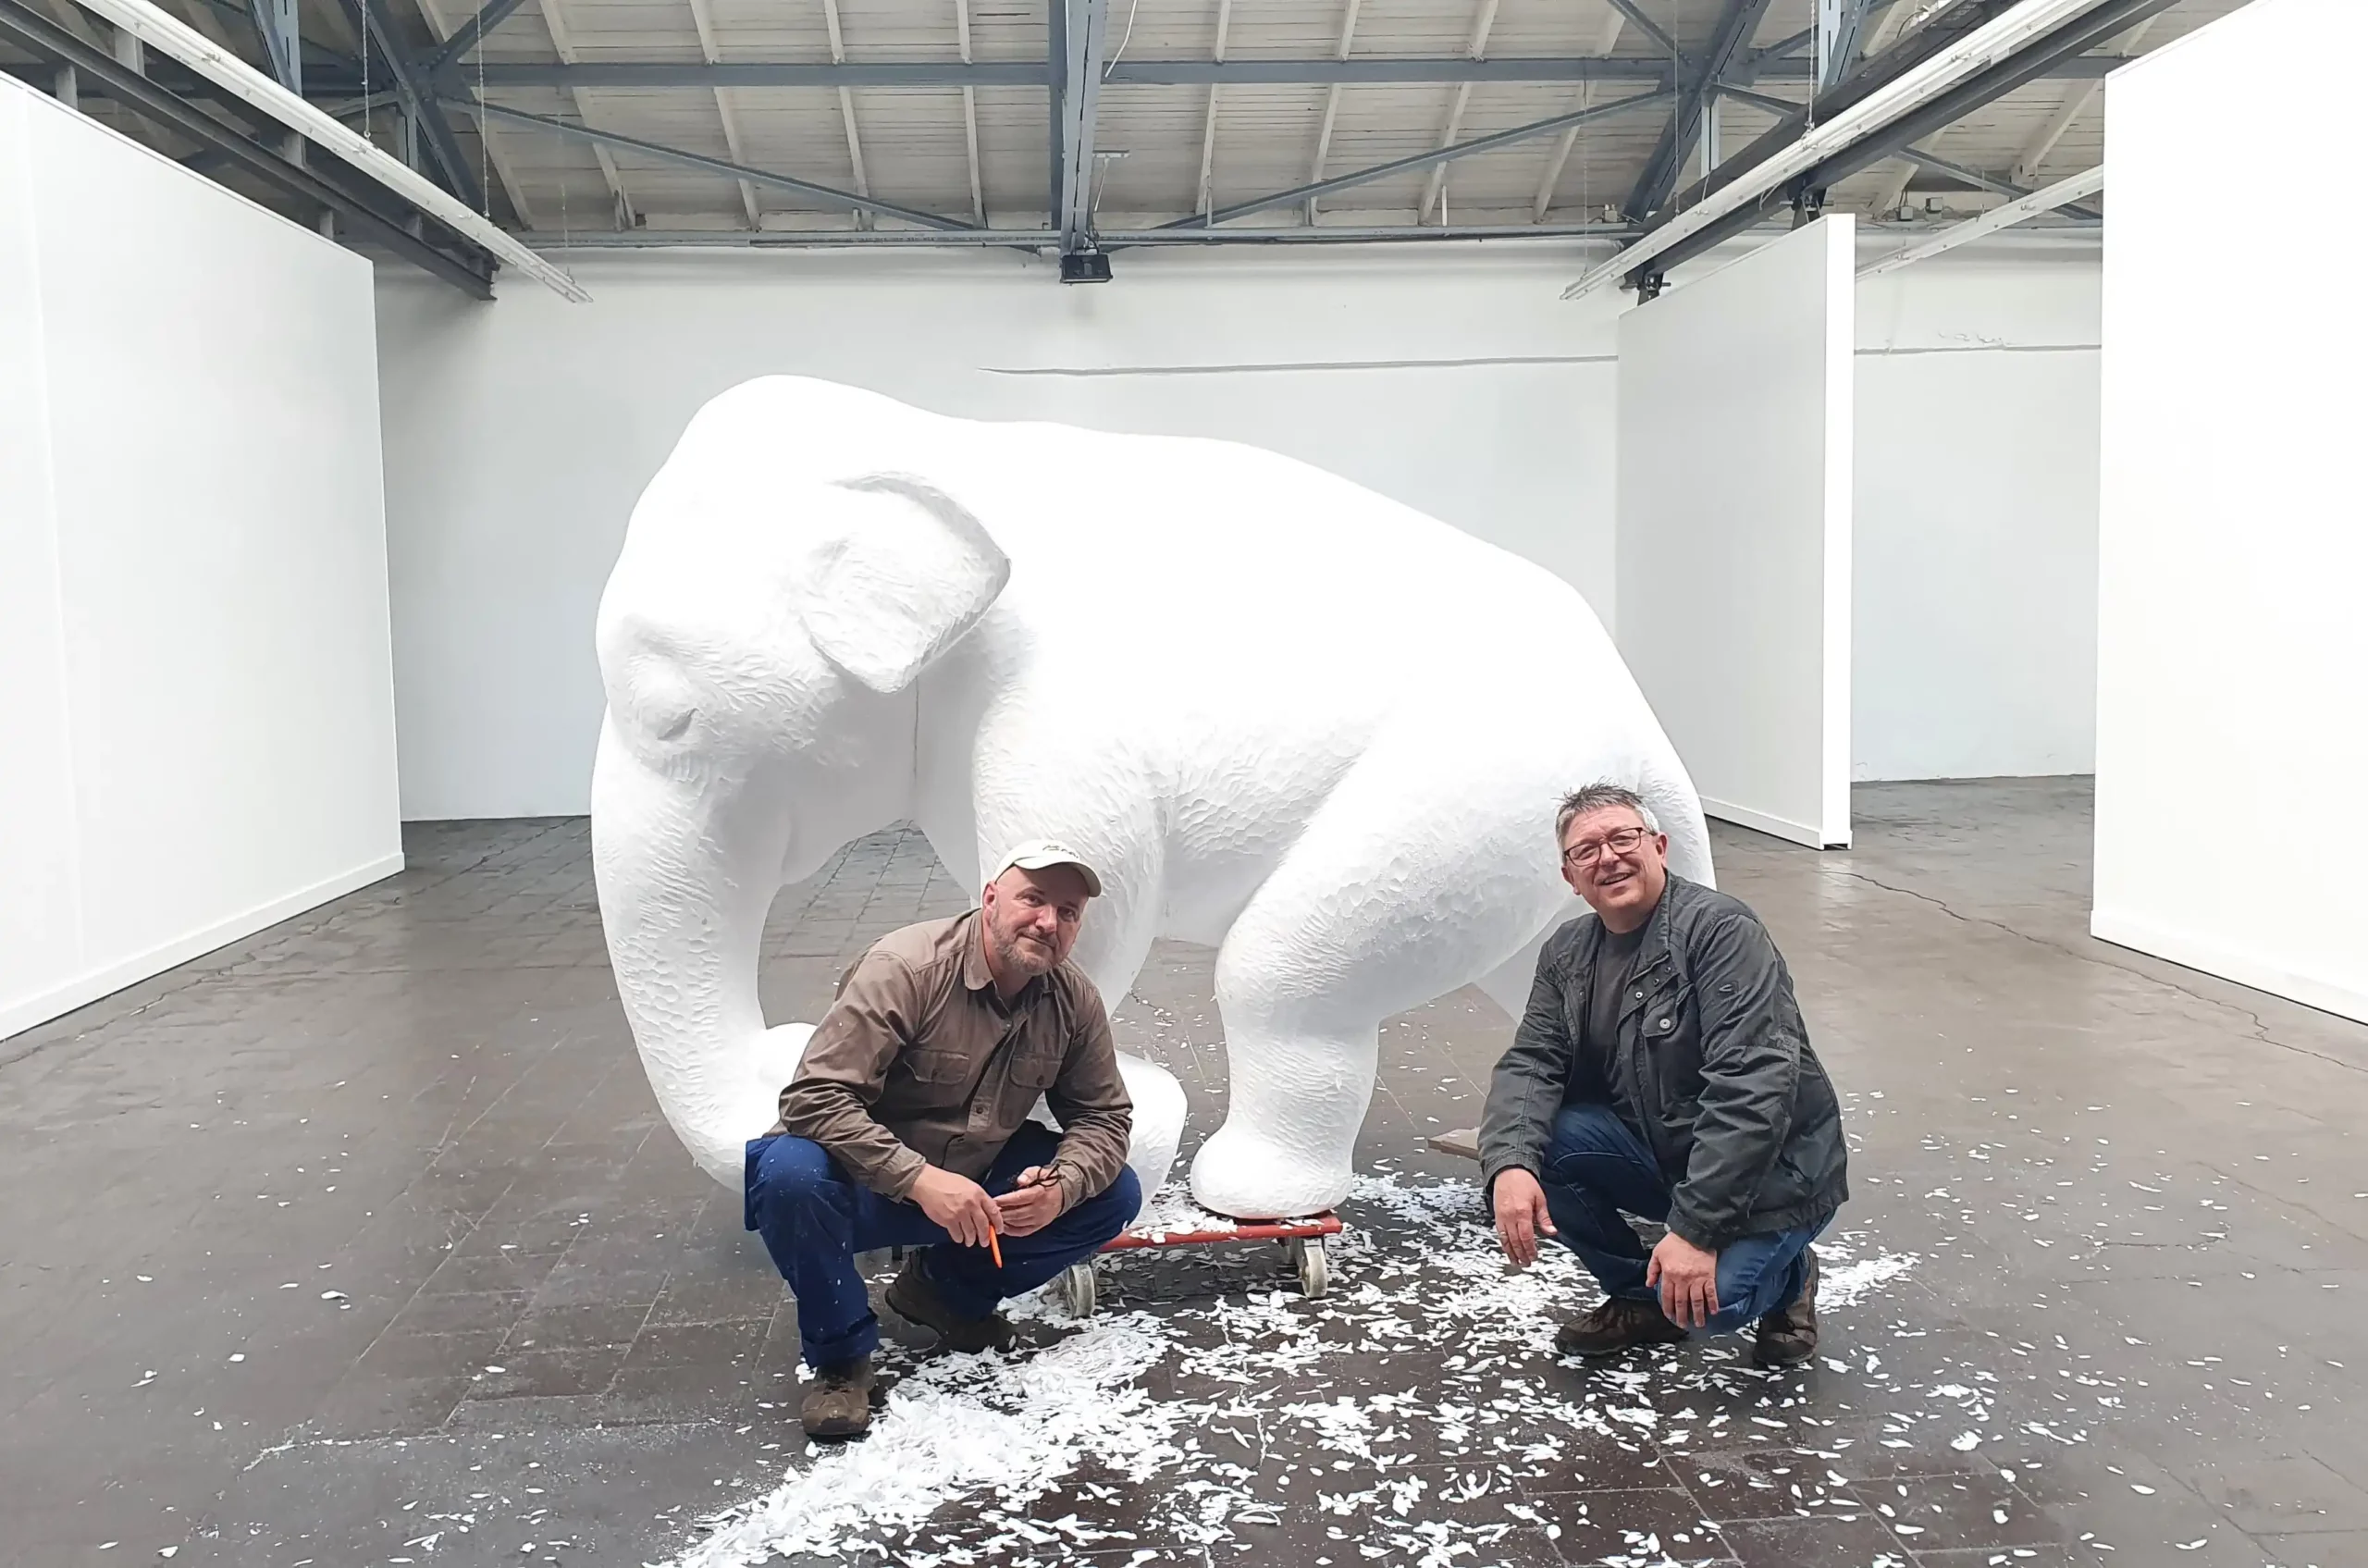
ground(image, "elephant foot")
xmin=1190 ymin=1120 xmax=1353 ymax=1221
xmin=1114 ymin=1055 xmax=1188 ymax=1199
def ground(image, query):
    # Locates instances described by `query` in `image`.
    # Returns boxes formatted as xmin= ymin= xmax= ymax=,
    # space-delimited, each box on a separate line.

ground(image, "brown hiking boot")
xmin=1754 ymin=1249 xmax=1819 ymax=1368
xmin=885 ymin=1259 xmax=1017 ymax=1354
xmin=800 ymin=1354 xmax=875 ymax=1438
xmin=1554 ymin=1295 xmax=1687 ymax=1358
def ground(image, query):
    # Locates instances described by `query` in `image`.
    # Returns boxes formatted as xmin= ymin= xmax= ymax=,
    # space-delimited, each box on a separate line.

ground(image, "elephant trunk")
xmin=591 ymin=719 xmax=801 ymax=1188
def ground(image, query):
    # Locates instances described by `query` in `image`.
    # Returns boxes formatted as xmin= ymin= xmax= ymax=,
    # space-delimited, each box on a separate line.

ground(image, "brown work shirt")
xmin=771 ymin=910 xmax=1134 ymax=1213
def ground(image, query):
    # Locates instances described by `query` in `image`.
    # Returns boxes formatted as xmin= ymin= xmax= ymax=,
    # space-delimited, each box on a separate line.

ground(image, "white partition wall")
xmin=1616 ymin=216 xmax=1854 ymax=848
xmin=0 ymin=79 xmax=402 ymax=1040
xmin=2092 ymin=0 xmax=2368 ymax=1023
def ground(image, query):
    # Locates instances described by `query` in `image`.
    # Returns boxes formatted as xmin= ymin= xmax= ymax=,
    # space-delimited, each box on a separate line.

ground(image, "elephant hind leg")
xmin=1190 ymin=725 xmax=1572 ymax=1219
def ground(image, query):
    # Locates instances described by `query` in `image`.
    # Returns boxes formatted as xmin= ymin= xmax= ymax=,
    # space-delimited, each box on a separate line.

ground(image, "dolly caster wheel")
xmin=1287 ymin=1236 xmax=1330 ymax=1299
xmin=1059 ymin=1261 xmax=1098 ymax=1318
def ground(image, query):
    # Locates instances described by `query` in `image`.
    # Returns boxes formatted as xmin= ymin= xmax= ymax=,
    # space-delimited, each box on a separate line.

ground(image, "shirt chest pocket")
xmin=1009 ymin=1048 xmax=1065 ymax=1091
xmin=898 ymin=1048 xmax=975 ymax=1086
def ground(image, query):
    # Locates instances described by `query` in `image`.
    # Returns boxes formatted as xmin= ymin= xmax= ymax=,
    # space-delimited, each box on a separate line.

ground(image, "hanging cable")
xmin=475 ymin=16 xmax=487 ymax=216
xmin=1103 ymin=0 xmax=1143 ymax=74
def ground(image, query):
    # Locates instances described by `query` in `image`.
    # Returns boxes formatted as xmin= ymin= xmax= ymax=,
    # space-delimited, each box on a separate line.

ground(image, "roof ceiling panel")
xmin=348 ymin=0 xmax=2252 ymax=241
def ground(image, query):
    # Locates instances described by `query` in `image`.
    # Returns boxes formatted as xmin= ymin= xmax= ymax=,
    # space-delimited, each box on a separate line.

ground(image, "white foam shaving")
xmin=670 ymin=1321 xmax=1179 ymax=1567
xmin=1818 ymin=1252 xmax=1918 ymax=1309
xmin=667 ymin=1178 xmax=1939 ymax=1568
xmin=1124 ymin=1187 xmax=1244 ymax=1241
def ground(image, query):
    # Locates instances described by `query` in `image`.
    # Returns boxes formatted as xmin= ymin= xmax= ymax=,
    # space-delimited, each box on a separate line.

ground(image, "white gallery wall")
xmin=1617 ymin=216 xmax=1855 ymax=849
xmin=377 ymin=234 xmax=2105 ymax=821
xmin=2092 ymin=0 xmax=2368 ymax=1023
xmin=1854 ymin=251 xmax=2103 ymax=782
xmin=0 ymin=79 xmax=402 ymax=1040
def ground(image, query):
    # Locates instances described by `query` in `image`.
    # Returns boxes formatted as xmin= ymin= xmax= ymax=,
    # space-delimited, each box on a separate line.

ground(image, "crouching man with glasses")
xmin=1479 ymin=784 xmax=1849 ymax=1366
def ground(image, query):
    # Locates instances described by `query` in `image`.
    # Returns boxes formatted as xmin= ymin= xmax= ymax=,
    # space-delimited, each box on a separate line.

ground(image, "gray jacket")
xmin=1479 ymin=874 xmax=1847 ymax=1251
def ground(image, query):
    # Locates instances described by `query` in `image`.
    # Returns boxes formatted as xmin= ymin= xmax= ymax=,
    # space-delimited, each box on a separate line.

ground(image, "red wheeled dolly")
xmin=1056 ymin=1212 xmax=1343 ymax=1317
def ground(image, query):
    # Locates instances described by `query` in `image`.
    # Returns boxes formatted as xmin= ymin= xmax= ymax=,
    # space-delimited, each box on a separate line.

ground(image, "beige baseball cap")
xmin=993 ymin=840 xmax=1104 ymax=897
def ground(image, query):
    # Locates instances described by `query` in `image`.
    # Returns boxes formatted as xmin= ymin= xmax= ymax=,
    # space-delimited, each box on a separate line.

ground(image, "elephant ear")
xmin=798 ymin=473 xmax=1012 ymax=693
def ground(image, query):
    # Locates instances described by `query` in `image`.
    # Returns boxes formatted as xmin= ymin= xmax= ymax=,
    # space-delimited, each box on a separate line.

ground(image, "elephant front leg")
xmin=1190 ymin=1000 xmax=1382 ymax=1220
xmin=1191 ymin=868 xmax=1437 ymax=1220
xmin=1188 ymin=722 xmax=1577 ymax=1220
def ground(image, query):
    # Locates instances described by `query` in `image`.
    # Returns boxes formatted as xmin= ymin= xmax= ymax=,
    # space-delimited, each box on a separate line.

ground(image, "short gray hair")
xmin=1555 ymin=782 xmax=1660 ymax=845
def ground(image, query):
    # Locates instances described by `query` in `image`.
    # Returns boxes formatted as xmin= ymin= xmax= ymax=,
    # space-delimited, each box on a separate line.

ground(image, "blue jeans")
xmin=1538 ymin=1101 xmax=1827 ymax=1335
xmin=744 ymin=1125 xmax=1142 ymax=1368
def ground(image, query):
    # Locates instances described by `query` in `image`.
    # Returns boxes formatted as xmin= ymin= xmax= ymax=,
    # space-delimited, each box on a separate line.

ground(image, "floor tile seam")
xmin=2189 ymin=1160 xmax=2368 ymax=1236
xmin=426 ymin=1019 xmax=606 ymax=1177
xmin=1648 ymin=1438 xmax=1918 ymax=1562
xmin=1817 ymin=867 xmax=2367 ymax=1080
xmin=359 ymin=1150 xmax=548 ymax=1385
xmin=2239 ymin=1521 xmax=2368 ymax=1544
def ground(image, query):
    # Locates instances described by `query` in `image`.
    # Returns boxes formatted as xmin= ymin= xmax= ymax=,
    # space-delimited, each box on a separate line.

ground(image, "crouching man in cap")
xmin=745 ymin=842 xmax=1141 ymax=1438
xmin=1482 ymin=784 xmax=1848 ymax=1367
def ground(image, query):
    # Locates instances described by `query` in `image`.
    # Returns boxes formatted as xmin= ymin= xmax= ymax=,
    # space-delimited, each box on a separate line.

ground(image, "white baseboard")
xmin=2090 ymin=910 xmax=2368 ymax=1027
xmin=1701 ymin=796 xmax=1851 ymax=851
xmin=0 ymin=851 xmax=406 ymax=1043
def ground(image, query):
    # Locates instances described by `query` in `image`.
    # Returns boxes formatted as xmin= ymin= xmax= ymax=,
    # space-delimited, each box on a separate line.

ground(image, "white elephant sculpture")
xmin=590 ymin=376 xmax=1713 ymax=1219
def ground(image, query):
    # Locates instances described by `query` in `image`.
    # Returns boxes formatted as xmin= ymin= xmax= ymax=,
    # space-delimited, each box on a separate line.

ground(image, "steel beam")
xmin=1859 ymin=161 xmax=2103 ymax=276
xmin=1193 ymin=0 xmax=1232 ymax=218
xmin=1044 ymin=0 xmax=1065 ymax=229
xmin=248 ymin=0 xmax=297 ymax=89
xmin=512 ymin=216 xmax=2100 ymax=253
xmin=1627 ymin=0 xmax=2170 ymax=287
xmin=1899 ymin=144 xmax=2061 ymax=205
xmin=1165 ymin=87 xmax=1670 ymax=229
xmin=1609 ymin=0 xmax=2016 ymax=281
xmin=515 ymin=223 xmax=1638 ymax=249
xmin=391 ymin=54 xmax=2119 ymax=92
xmin=426 ymin=0 xmax=526 ymax=71
xmin=460 ymin=96 xmax=979 ymax=231
xmin=1815 ymin=0 xmax=1874 ymax=89
xmin=1789 ymin=0 xmax=2174 ymax=200
xmin=1052 ymin=0 xmax=1107 ymax=255
xmin=428 ymin=57 xmax=1640 ymax=88
xmin=0 ymin=0 xmax=493 ymax=296
xmin=345 ymin=0 xmax=481 ymax=206
xmin=1628 ymin=0 xmax=1774 ymax=219
xmin=1716 ymin=80 xmax=2100 ymax=218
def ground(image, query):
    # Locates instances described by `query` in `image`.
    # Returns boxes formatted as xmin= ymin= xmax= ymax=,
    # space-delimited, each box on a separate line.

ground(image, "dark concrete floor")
xmin=4 ymin=779 xmax=2364 ymax=1568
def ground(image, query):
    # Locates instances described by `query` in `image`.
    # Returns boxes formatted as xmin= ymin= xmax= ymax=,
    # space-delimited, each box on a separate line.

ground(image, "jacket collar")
xmin=1608 ymin=874 xmax=1698 ymax=1017
xmin=1634 ymin=874 xmax=1688 ymax=971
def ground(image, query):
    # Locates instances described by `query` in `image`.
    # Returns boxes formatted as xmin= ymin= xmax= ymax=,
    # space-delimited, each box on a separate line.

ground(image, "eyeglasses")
xmin=1563 ymin=825 xmax=1652 ymax=868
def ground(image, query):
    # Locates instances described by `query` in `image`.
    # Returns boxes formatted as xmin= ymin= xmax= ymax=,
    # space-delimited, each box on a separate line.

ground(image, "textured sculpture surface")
xmin=590 ymin=377 xmax=1712 ymax=1218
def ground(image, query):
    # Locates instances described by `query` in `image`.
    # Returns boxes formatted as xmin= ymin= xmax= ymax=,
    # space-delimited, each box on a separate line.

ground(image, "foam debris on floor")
xmin=660 ymin=1172 xmax=2096 ymax=1568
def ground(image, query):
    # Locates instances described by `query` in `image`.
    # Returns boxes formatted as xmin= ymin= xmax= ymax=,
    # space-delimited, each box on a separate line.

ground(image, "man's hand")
xmin=910 ymin=1166 xmax=1000 ymax=1248
xmin=1646 ymin=1232 xmax=1720 ymax=1328
xmin=993 ymin=1167 xmax=1065 ymax=1238
xmin=1492 ymin=1168 xmax=1558 ymax=1268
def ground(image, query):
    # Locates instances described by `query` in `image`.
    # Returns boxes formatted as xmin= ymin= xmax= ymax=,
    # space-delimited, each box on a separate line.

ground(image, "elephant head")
xmin=589 ymin=463 xmax=1010 ymax=1186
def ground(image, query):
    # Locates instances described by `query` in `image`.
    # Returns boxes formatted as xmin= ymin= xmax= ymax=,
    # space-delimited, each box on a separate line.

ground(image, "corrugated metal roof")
xmin=18 ymin=0 xmax=2254 ymax=242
